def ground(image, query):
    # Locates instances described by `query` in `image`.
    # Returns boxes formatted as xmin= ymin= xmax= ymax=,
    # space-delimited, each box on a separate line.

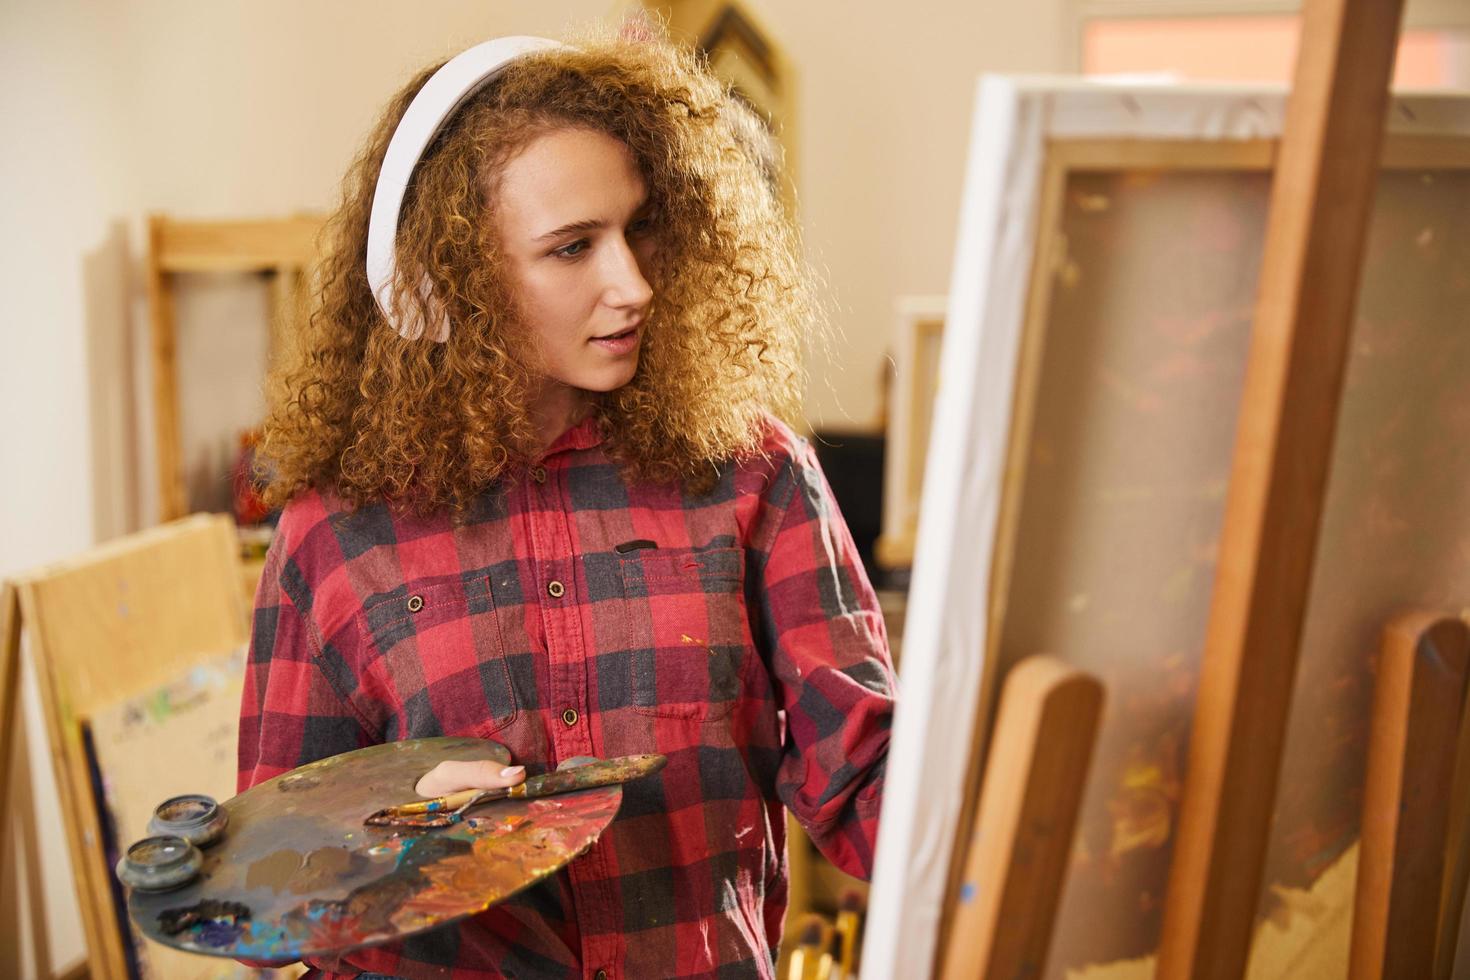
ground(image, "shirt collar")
xmin=542 ymin=414 xmax=604 ymax=458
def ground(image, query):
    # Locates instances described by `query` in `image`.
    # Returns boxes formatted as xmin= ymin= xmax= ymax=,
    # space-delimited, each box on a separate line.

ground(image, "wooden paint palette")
xmin=126 ymin=738 xmax=627 ymax=961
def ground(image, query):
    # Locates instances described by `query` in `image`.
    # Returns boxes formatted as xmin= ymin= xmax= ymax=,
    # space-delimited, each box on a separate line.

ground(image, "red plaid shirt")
xmin=238 ymin=415 xmax=894 ymax=979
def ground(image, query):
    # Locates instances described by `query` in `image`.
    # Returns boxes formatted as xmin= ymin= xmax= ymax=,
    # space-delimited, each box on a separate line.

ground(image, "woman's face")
xmin=493 ymin=126 xmax=656 ymax=423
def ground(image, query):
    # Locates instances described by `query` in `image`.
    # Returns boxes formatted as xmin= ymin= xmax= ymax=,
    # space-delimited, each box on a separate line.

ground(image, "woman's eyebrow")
xmin=535 ymin=217 xmax=603 ymax=242
xmin=534 ymin=196 xmax=652 ymax=243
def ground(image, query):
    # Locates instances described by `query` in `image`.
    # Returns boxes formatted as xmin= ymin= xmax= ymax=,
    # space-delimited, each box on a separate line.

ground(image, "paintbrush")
xmin=364 ymin=753 xmax=666 ymax=829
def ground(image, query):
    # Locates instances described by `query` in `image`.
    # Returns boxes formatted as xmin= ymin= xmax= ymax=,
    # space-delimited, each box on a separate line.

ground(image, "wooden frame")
xmin=955 ymin=131 xmax=1470 ymax=977
xmin=10 ymin=515 xmax=246 ymax=979
xmin=647 ymin=1 xmax=798 ymax=213
xmin=0 ymin=582 xmax=19 ymax=847
xmin=876 ymin=296 xmax=946 ymax=570
xmin=2 ymin=580 xmax=78 ymax=980
xmin=147 ymin=214 xmax=323 ymax=522
xmin=1349 ymin=612 xmax=1470 ymax=979
xmin=883 ymin=140 xmax=1470 ymax=958
xmin=862 ymin=71 xmax=1470 ymax=977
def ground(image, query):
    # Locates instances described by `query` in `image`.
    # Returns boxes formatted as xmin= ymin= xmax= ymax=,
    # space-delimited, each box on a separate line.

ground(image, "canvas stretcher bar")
xmin=862 ymin=73 xmax=1470 ymax=979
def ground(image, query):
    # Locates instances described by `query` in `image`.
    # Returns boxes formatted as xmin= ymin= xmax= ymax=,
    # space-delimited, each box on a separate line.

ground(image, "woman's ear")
xmin=385 ymin=269 xmax=451 ymax=343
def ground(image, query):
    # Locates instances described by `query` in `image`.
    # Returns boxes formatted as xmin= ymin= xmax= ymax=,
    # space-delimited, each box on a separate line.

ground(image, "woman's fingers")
xmin=415 ymin=759 xmax=527 ymax=798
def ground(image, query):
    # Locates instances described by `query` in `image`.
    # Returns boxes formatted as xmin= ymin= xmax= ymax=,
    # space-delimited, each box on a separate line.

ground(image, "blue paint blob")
xmin=959 ymin=882 xmax=977 ymax=904
xmin=192 ymin=918 xmax=245 ymax=947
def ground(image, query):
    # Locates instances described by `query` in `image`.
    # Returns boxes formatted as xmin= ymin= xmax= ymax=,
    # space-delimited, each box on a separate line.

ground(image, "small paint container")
xmin=115 ymin=835 xmax=202 ymax=892
xmin=148 ymin=794 xmax=228 ymax=847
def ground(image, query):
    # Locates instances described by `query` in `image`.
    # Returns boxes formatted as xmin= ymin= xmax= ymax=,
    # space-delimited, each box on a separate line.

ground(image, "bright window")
xmin=1083 ymin=15 xmax=1470 ymax=89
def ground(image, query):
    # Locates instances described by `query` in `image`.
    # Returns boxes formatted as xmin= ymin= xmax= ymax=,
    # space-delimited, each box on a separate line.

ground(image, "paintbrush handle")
xmin=516 ymin=754 xmax=665 ymax=800
xmin=383 ymin=786 xmax=501 ymax=816
xmin=392 ymin=755 xmax=665 ymax=812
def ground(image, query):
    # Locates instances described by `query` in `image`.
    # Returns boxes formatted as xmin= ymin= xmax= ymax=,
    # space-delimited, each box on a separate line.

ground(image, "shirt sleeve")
xmin=237 ymin=534 xmax=376 ymax=793
xmin=752 ymin=438 xmax=897 ymax=880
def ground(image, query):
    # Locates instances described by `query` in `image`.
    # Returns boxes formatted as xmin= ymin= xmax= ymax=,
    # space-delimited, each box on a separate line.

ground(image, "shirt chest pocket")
xmin=354 ymin=578 xmax=519 ymax=739
xmin=614 ymin=546 xmax=752 ymax=720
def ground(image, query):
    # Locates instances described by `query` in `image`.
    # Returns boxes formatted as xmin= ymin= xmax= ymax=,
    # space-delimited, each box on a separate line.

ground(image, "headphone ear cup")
xmin=379 ymin=272 xmax=451 ymax=343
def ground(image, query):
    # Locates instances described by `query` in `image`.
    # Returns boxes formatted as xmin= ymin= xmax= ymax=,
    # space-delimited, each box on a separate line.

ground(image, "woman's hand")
xmin=415 ymin=757 xmax=527 ymax=798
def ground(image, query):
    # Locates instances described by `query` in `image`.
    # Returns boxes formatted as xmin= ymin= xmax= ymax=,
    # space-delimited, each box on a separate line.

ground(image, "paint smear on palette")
xmin=128 ymin=738 xmax=631 ymax=961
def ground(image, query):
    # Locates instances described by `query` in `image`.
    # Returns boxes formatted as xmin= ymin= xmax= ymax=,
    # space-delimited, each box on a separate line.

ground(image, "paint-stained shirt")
xmin=237 ymin=415 xmax=895 ymax=980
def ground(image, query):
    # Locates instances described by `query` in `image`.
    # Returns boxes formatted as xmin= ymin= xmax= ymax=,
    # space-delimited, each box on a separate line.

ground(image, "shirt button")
xmin=547 ymin=580 xmax=566 ymax=598
xmin=406 ymin=594 xmax=424 ymax=613
xmin=562 ymin=708 xmax=579 ymax=727
xmin=531 ymin=465 xmax=547 ymax=484
xmin=594 ymin=971 xmax=608 ymax=980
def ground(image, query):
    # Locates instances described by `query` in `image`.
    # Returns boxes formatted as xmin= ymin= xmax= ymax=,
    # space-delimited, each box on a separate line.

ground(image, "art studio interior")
xmin=3 ymin=1 xmax=1469 ymax=979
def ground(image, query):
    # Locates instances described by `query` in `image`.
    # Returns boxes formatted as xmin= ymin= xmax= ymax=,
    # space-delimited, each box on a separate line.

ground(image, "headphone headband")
xmin=366 ymin=36 xmax=565 ymax=341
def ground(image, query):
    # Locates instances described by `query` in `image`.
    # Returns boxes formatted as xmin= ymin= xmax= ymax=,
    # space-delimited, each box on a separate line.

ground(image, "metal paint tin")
xmin=148 ymin=794 xmax=228 ymax=847
xmin=115 ymin=835 xmax=203 ymax=892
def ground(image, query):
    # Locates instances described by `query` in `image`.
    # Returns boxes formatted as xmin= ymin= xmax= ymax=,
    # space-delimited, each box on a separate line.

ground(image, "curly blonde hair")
xmin=261 ymin=28 xmax=817 ymax=513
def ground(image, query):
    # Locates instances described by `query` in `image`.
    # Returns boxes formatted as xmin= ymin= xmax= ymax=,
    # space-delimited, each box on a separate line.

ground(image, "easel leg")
xmin=1155 ymin=0 xmax=1409 ymax=975
xmin=1 ymin=581 xmax=20 ymax=844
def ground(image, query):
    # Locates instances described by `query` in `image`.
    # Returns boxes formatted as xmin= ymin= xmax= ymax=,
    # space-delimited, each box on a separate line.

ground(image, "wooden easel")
xmin=1150 ymin=0 xmax=1415 ymax=976
xmin=0 ymin=515 xmax=247 ymax=980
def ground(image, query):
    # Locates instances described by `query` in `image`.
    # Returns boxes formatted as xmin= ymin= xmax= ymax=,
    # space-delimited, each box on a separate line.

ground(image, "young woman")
xmin=239 ymin=28 xmax=894 ymax=980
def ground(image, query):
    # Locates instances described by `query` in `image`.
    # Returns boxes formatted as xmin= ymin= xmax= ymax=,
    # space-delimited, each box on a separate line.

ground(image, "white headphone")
xmin=366 ymin=36 xmax=565 ymax=342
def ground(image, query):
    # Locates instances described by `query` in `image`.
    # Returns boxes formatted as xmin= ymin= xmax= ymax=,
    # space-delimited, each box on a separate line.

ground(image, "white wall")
xmin=744 ymin=0 xmax=1071 ymax=430
xmin=1 ymin=5 xmax=136 ymax=970
xmin=0 ymin=1 xmax=1067 ymax=973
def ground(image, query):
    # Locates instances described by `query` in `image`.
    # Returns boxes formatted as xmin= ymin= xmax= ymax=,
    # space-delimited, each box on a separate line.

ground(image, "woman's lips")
xmin=589 ymin=326 xmax=640 ymax=355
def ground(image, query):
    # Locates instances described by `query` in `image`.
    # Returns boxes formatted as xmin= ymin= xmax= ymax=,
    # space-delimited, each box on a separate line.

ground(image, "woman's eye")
xmin=554 ymin=239 xmax=589 ymax=259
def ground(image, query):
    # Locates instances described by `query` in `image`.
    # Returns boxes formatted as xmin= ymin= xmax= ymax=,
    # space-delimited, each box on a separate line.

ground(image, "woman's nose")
xmin=601 ymin=236 xmax=654 ymax=310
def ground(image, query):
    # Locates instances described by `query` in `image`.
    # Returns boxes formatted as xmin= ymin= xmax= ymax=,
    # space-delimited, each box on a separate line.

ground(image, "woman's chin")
xmin=578 ymin=359 xmax=641 ymax=394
